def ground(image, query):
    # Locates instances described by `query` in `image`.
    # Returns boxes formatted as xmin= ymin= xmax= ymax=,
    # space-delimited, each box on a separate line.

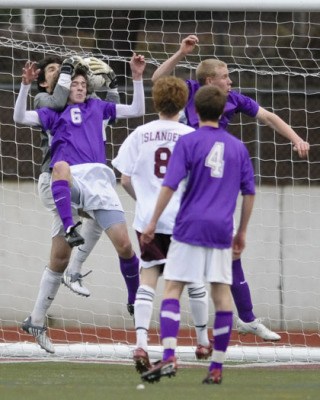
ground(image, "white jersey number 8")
xmin=154 ymin=147 xmax=171 ymax=178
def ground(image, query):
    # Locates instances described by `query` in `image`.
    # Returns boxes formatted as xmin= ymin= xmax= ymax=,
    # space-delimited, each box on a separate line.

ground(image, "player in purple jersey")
xmin=16 ymin=56 xmax=126 ymax=354
xmin=140 ymin=85 xmax=255 ymax=384
xmin=112 ymin=76 xmax=213 ymax=373
xmin=14 ymin=54 xmax=145 ymax=353
xmin=151 ymin=34 xmax=310 ymax=341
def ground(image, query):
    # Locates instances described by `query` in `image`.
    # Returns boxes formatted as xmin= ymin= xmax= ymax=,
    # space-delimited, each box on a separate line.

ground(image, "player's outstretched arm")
xmin=22 ymin=61 xmax=39 ymax=85
xmin=130 ymin=53 xmax=146 ymax=81
xmin=256 ymin=107 xmax=310 ymax=159
xmin=115 ymin=53 xmax=146 ymax=118
xmin=151 ymin=34 xmax=199 ymax=83
xmin=14 ymin=67 xmax=40 ymax=126
xmin=14 ymin=61 xmax=41 ymax=126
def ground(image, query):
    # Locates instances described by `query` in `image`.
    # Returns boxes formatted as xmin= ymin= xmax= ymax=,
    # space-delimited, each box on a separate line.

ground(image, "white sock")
xmin=30 ymin=266 xmax=62 ymax=326
xmin=134 ymin=285 xmax=155 ymax=350
xmin=67 ymin=219 xmax=102 ymax=275
xmin=187 ymin=284 xmax=210 ymax=346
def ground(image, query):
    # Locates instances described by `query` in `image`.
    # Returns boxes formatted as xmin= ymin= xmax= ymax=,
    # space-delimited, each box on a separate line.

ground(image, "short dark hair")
xmin=36 ymin=56 xmax=62 ymax=92
xmin=72 ymin=66 xmax=89 ymax=82
xmin=194 ymin=86 xmax=227 ymax=122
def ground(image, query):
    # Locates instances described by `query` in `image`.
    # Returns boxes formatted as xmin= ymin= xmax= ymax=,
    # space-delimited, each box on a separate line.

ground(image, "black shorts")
xmin=136 ymin=231 xmax=172 ymax=272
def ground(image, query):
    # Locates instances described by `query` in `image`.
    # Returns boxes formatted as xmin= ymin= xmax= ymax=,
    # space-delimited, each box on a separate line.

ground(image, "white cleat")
xmin=237 ymin=318 xmax=281 ymax=341
xmin=61 ymin=270 xmax=91 ymax=297
xmin=21 ymin=316 xmax=55 ymax=354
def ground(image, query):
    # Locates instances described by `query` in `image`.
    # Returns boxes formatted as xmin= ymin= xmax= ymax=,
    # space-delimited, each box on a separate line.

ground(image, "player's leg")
xmin=142 ymin=239 xmax=203 ymax=383
xmin=96 ymin=210 xmax=139 ymax=315
xmin=133 ymin=232 xmax=169 ymax=373
xmin=203 ymin=248 xmax=233 ymax=385
xmin=231 ymin=257 xmax=255 ymax=321
xmin=133 ymin=266 xmax=160 ymax=373
xmin=187 ymin=283 xmax=212 ymax=359
xmin=62 ymin=218 xmax=103 ymax=297
xmin=22 ymin=217 xmax=72 ymax=353
xmin=141 ymin=279 xmax=183 ymax=383
xmin=51 ymin=161 xmax=84 ymax=247
xmin=232 ymin=257 xmax=280 ymax=341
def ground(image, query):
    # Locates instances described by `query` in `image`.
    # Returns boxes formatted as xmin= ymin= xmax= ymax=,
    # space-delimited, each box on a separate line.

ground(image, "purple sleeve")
xmin=36 ymin=108 xmax=56 ymax=133
xmin=163 ymin=137 xmax=189 ymax=190
xmin=230 ymin=91 xmax=259 ymax=118
xmin=102 ymin=101 xmax=116 ymax=123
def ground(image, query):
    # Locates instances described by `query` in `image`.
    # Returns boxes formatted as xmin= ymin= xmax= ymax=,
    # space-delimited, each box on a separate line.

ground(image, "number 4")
xmin=205 ymin=142 xmax=225 ymax=178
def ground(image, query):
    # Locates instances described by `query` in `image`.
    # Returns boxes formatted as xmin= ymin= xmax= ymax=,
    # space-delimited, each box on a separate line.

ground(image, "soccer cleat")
xmin=237 ymin=318 xmax=281 ymax=341
xmin=127 ymin=303 xmax=134 ymax=316
xmin=195 ymin=342 xmax=213 ymax=360
xmin=141 ymin=356 xmax=177 ymax=383
xmin=21 ymin=316 xmax=55 ymax=354
xmin=133 ymin=347 xmax=152 ymax=374
xmin=61 ymin=270 xmax=92 ymax=297
xmin=202 ymin=368 xmax=222 ymax=384
xmin=65 ymin=221 xmax=84 ymax=248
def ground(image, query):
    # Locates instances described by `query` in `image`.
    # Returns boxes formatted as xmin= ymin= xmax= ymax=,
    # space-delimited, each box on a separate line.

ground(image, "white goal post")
xmin=1 ymin=2 xmax=320 ymax=364
xmin=2 ymin=0 xmax=320 ymax=11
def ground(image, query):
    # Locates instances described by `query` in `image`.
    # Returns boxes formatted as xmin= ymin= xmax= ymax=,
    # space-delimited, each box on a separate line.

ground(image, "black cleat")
xmin=202 ymin=369 xmax=222 ymax=385
xmin=141 ymin=356 xmax=177 ymax=383
xmin=133 ymin=347 xmax=151 ymax=374
xmin=127 ymin=303 xmax=134 ymax=316
xmin=65 ymin=221 xmax=84 ymax=248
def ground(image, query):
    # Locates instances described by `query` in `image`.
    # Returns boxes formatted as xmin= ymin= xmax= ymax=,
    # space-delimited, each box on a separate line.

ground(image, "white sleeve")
xmin=115 ymin=80 xmax=145 ymax=119
xmin=112 ymin=132 xmax=137 ymax=175
xmin=58 ymin=72 xmax=72 ymax=90
xmin=13 ymin=83 xmax=40 ymax=126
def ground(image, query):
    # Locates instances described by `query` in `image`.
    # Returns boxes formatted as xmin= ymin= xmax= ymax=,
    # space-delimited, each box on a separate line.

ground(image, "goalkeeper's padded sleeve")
xmin=60 ymin=63 xmax=73 ymax=76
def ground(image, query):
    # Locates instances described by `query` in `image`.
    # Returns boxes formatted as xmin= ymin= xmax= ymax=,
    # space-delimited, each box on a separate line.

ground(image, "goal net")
xmin=1 ymin=4 xmax=320 ymax=364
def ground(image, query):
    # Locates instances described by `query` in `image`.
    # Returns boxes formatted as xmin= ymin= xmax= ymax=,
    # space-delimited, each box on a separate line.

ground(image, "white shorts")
xmin=163 ymin=238 xmax=232 ymax=284
xmin=70 ymin=163 xmax=122 ymax=213
xmin=38 ymin=164 xmax=121 ymax=237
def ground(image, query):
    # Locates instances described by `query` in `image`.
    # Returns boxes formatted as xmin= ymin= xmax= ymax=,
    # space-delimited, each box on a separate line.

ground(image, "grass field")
xmin=1 ymin=362 xmax=320 ymax=400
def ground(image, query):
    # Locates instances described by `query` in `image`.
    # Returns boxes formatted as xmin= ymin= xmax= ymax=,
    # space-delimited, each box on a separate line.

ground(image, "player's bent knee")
xmin=116 ymin=241 xmax=134 ymax=258
xmin=52 ymin=161 xmax=71 ymax=180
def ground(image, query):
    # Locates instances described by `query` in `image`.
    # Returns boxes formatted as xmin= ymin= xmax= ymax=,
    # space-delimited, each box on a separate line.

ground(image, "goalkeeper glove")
xmin=84 ymin=57 xmax=118 ymax=90
xmin=61 ymin=56 xmax=87 ymax=76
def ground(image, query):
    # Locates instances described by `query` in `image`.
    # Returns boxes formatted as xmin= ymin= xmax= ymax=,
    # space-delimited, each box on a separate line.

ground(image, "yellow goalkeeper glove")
xmin=84 ymin=57 xmax=118 ymax=90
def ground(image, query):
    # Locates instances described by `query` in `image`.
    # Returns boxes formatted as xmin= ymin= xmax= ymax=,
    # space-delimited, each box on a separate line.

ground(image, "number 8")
xmin=154 ymin=147 xmax=171 ymax=178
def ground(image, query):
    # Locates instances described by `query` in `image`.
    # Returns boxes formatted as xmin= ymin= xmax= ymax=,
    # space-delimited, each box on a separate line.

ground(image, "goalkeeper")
xmin=15 ymin=55 xmax=141 ymax=353
xmin=150 ymin=35 xmax=311 ymax=342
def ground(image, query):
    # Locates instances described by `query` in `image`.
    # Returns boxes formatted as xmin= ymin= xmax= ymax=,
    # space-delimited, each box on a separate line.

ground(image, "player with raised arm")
xmin=140 ymin=85 xmax=255 ymax=385
xmin=34 ymin=55 xmax=121 ymax=297
xmin=151 ymin=34 xmax=310 ymax=341
xmin=15 ymin=54 xmax=144 ymax=353
xmin=112 ymin=76 xmax=212 ymax=373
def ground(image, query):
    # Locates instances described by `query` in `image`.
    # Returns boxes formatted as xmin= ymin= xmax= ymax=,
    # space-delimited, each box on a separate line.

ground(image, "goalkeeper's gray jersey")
xmin=34 ymin=84 xmax=70 ymax=173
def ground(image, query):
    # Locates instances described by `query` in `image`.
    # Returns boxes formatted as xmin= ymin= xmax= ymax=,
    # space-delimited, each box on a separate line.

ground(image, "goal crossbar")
xmin=2 ymin=0 xmax=320 ymax=12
